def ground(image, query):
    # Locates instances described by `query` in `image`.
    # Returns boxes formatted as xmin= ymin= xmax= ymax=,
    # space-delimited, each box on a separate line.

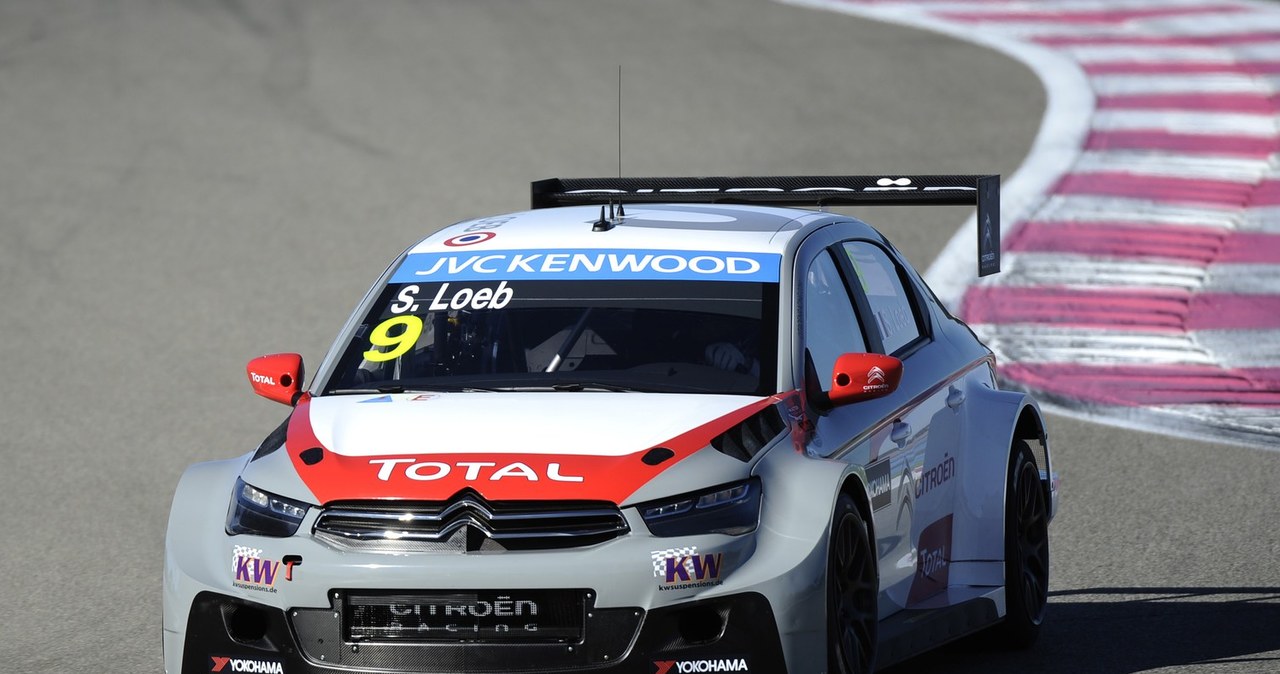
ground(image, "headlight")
xmin=226 ymin=478 xmax=310 ymax=537
xmin=639 ymin=479 xmax=761 ymax=537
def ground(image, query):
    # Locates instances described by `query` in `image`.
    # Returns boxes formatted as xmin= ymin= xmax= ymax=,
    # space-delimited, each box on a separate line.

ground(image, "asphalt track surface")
xmin=0 ymin=2 xmax=1276 ymax=673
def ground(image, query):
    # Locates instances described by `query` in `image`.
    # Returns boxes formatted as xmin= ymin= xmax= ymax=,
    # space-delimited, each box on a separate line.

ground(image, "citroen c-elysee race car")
xmin=163 ymin=175 xmax=1059 ymax=674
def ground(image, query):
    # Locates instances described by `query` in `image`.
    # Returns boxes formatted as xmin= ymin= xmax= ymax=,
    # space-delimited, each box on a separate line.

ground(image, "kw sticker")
xmin=651 ymin=547 xmax=725 ymax=591
xmin=231 ymin=546 xmax=297 ymax=593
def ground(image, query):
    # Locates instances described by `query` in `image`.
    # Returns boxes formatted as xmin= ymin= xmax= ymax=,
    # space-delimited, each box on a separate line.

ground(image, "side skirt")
xmin=875 ymin=587 xmax=1004 ymax=669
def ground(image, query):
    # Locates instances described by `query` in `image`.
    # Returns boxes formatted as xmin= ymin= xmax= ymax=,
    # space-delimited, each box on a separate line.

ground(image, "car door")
xmin=837 ymin=240 xmax=964 ymax=613
xmin=798 ymin=236 xmax=959 ymax=618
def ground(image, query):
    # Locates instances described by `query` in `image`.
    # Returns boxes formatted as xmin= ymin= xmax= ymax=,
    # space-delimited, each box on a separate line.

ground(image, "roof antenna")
xmin=617 ymin=64 xmax=623 ymax=180
xmin=593 ymin=204 xmax=613 ymax=232
xmin=615 ymin=65 xmax=628 ymax=222
xmin=591 ymin=67 xmax=625 ymax=234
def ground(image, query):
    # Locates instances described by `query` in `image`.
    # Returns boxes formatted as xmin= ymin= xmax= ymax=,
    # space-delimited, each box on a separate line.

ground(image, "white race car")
xmin=163 ymin=175 xmax=1058 ymax=674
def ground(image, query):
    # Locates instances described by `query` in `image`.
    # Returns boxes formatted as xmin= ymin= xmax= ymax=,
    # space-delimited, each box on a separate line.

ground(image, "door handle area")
xmin=891 ymin=421 xmax=912 ymax=445
xmin=947 ymin=385 xmax=966 ymax=410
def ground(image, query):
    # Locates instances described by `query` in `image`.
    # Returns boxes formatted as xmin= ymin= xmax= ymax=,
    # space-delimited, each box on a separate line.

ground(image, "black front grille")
xmin=288 ymin=590 xmax=645 ymax=672
xmin=313 ymin=490 xmax=629 ymax=552
xmin=344 ymin=589 xmax=586 ymax=643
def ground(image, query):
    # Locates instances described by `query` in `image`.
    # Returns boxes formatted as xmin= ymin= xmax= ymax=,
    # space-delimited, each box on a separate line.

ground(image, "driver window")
xmin=803 ymin=251 xmax=866 ymax=393
xmin=842 ymin=241 xmax=923 ymax=355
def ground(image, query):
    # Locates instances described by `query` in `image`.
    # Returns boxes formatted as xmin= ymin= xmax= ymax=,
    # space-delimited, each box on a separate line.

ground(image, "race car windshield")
xmin=323 ymin=280 xmax=778 ymax=396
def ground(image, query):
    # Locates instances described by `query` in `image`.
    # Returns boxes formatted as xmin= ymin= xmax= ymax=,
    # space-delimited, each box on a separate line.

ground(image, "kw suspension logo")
xmin=209 ymin=655 xmax=283 ymax=673
xmin=230 ymin=546 xmax=297 ymax=593
xmin=654 ymin=657 xmax=749 ymax=673
xmin=651 ymin=547 xmax=725 ymax=591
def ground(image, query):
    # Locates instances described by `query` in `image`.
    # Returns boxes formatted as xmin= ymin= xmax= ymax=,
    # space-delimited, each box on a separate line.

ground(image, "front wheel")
xmin=997 ymin=439 xmax=1050 ymax=648
xmin=828 ymin=493 xmax=878 ymax=674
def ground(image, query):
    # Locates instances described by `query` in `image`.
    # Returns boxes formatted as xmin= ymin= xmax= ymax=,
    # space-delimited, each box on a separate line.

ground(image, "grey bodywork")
xmin=163 ymin=205 xmax=1054 ymax=673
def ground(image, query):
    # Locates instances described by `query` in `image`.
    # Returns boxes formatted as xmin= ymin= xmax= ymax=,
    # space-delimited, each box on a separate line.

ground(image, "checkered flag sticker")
xmin=650 ymin=546 xmax=698 ymax=577
xmin=232 ymin=545 xmax=261 ymax=572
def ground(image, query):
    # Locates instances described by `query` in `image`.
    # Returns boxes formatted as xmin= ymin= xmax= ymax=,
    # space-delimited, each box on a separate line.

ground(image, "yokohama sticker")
xmin=209 ymin=655 xmax=283 ymax=673
xmin=654 ymin=658 xmax=749 ymax=673
xmin=866 ymin=459 xmax=891 ymax=511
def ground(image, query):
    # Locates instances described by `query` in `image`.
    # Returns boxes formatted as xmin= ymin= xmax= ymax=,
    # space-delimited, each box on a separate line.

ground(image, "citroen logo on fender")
xmin=369 ymin=459 xmax=585 ymax=483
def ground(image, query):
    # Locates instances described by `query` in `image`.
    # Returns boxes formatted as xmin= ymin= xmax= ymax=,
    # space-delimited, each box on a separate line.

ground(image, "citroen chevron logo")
xmin=868 ymin=366 xmax=886 ymax=385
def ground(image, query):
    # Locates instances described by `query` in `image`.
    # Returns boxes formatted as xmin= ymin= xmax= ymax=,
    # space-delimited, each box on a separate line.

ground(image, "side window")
xmin=842 ymin=241 xmax=923 ymax=355
xmin=803 ymin=252 xmax=866 ymax=392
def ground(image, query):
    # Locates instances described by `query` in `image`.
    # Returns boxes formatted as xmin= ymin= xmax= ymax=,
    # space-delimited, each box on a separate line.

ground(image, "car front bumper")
xmin=172 ymin=590 xmax=784 ymax=674
xmin=163 ymin=458 xmax=834 ymax=674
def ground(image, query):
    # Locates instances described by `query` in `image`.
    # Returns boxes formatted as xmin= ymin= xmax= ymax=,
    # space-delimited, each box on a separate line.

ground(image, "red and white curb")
xmin=784 ymin=0 xmax=1280 ymax=449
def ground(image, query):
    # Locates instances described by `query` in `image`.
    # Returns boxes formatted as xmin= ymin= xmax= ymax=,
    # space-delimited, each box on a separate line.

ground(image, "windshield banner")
xmin=391 ymin=249 xmax=780 ymax=283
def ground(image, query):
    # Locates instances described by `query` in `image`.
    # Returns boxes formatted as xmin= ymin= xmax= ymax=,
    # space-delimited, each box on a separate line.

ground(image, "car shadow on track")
xmin=881 ymin=587 xmax=1280 ymax=673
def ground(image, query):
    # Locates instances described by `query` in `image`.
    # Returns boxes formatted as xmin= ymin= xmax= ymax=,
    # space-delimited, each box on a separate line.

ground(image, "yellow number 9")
xmin=363 ymin=315 xmax=424 ymax=363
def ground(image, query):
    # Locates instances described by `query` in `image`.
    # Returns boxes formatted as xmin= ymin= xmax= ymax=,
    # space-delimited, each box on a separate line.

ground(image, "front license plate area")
xmin=344 ymin=590 xmax=586 ymax=644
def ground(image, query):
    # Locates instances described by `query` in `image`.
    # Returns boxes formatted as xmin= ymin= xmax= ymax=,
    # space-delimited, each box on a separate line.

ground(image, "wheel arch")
xmin=950 ymin=386 xmax=1043 ymax=567
xmin=837 ymin=474 xmax=877 ymax=559
xmin=1012 ymin=402 xmax=1056 ymax=522
xmin=828 ymin=472 xmax=880 ymax=674
xmin=162 ymin=455 xmax=250 ymax=672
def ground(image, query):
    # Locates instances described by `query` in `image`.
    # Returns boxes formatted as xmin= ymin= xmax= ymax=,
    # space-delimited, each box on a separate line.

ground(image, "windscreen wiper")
xmin=549 ymin=382 xmax=638 ymax=392
xmin=326 ymin=383 xmax=495 ymax=395
xmin=544 ymin=308 xmax=593 ymax=373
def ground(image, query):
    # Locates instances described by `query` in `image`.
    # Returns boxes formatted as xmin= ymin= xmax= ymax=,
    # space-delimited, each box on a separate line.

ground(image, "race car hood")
xmin=252 ymin=391 xmax=780 ymax=505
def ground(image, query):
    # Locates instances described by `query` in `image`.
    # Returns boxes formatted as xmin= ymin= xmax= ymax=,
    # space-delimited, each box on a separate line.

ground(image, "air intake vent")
xmin=711 ymin=404 xmax=786 ymax=461
xmin=313 ymin=490 xmax=629 ymax=553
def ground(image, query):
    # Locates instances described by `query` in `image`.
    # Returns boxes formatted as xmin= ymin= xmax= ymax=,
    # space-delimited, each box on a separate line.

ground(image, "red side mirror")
xmin=247 ymin=353 xmax=305 ymax=406
xmin=829 ymin=353 xmax=903 ymax=407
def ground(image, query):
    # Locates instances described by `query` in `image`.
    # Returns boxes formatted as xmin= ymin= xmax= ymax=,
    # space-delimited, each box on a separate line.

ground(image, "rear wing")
xmin=531 ymin=175 xmax=1001 ymax=276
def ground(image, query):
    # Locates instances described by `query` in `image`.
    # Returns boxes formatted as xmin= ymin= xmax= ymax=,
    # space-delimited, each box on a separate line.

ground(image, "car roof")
xmin=407 ymin=204 xmax=864 ymax=256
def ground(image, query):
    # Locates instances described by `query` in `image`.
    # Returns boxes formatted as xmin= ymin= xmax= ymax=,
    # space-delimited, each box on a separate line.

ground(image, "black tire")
xmin=828 ymin=493 xmax=878 ymax=674
xmin=997 ymin=440 xmax=1050 ymax=648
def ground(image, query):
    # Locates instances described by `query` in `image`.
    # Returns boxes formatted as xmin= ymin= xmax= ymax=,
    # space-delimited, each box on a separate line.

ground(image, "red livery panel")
xmin=284 ymin=394 xmax=782 ymax=504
